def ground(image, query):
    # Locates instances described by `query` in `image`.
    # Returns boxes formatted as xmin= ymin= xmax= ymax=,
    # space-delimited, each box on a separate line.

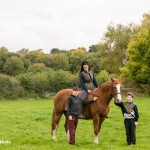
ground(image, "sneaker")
xmin=132 ymin=143 xmax=136 ymax=145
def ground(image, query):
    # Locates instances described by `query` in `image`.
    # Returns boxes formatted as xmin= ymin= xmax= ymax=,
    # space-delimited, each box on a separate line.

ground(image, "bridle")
xmin=88 ymin=82 xmax=121 ymax=100
xmin=111 ymin=83 xmax=121 ymax=99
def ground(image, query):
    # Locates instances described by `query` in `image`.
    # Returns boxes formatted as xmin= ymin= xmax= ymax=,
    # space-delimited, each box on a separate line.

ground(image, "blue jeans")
xmin=81 ymin=90 xmax=88 ymax=100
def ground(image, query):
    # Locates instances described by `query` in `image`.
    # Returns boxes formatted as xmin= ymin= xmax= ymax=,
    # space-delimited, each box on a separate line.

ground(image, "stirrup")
xmin=79 ymin=114 xmax=86 ymax=119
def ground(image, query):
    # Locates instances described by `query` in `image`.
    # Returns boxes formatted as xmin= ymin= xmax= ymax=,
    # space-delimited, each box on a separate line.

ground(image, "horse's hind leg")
xmin=64 ymin=111 xmax=69 ymax=140
xmin=51 ymin=110 xmax=63 ymax=141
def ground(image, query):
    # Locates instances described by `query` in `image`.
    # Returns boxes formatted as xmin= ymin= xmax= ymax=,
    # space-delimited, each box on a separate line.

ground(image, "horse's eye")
xmin=113 ymin=84 xmax=116 ymax=88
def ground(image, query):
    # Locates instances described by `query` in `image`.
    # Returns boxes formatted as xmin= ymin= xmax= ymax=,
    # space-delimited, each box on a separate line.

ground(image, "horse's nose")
xmin=114 ymin=99 xmax=120 ymax=104
xmin=117 ymin=94 xmax=122 ymax=102
xmin=115 ymin=95 xmax=122 ymax=102
xmin=116 ymin=97 xmax=122 ymax=103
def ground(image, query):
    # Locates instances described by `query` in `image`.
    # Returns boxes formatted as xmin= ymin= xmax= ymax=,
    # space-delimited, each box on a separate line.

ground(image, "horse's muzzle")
xmin=114 ymin=99 xmax=122 ymax=103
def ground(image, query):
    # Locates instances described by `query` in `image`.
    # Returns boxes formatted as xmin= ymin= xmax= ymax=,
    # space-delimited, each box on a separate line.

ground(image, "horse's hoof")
xmin=94 ymin=141 xmax=99 ymax=144
xmin=52 ymin=136 xmax=57 ymax=141
xmin=94 ymin=135 xmax=99 ymax=144
xmin=94 ymin=139 xmax=99 ymax=144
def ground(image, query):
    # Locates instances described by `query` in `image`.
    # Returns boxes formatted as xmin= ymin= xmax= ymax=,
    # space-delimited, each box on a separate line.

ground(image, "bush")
xmin=18 ymin=70 xmax=77 ymax=97
xmin=96 ymin=70 xmax=110 ymax=85
xmin=0 ymin=74 xmax=24 ymax=99
xmin=17 ymin=72 xmax=50 ymax=96
xmin=48 ymin=70 xmax=77 ymax=92
xmin=27 ymin=63 xmax=49 ymax=73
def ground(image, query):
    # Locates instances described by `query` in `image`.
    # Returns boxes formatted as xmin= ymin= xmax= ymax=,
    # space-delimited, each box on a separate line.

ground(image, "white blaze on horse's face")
xmin=116 ymin=83 xmax=122 ymax=102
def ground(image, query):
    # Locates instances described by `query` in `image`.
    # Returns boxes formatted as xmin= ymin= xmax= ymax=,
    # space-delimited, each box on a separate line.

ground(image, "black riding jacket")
xmin=67 ymin=95 xmax=95 ymax=116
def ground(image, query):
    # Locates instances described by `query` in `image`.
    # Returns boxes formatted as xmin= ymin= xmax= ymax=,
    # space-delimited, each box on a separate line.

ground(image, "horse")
xmin=51 ymin=78 xmax=122 ymax=144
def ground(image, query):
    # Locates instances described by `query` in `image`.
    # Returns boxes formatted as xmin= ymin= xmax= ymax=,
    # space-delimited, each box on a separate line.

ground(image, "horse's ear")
xmin=110 ymin=76 xmax=114 ymax=82
xmin=116 ymin=77 xmax=121 ymax=83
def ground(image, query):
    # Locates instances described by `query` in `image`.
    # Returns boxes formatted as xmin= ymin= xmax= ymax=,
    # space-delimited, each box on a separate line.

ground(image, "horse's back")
xmin=54 ymin=89 xmax=72 ymax=100
xmin=53 ymin=89 xmax=73 ymax=112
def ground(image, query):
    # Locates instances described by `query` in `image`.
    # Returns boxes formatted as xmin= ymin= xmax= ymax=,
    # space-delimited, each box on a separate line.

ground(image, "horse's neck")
xmin=98 ymin=82 xmax=113 ymax=104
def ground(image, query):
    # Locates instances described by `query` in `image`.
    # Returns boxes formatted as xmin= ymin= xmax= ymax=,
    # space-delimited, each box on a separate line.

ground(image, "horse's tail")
xmin=51 ymin=108 xmax=55 ymax=136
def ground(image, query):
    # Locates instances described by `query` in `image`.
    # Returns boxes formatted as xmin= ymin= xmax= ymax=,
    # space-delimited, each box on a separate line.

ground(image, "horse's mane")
xmin=99 ymin=80 xmax=112 ymax=90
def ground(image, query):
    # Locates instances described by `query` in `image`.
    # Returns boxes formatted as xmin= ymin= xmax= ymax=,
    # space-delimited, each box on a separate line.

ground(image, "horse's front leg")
xmin=93 ymin=114 xmax=100 ymax=144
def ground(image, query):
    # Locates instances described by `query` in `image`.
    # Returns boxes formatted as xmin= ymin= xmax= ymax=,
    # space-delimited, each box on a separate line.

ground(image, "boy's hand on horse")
xmin=69 ymin=115 xmax=73 ymax=120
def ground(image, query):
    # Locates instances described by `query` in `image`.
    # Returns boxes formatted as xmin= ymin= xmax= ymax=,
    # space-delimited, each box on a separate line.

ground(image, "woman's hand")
xmin=88 ymin=90 xmax=92 ymax=93
xmin=94 ymin=97 xmax=97 ymax=101
xmin=135 ymin=122 xmax=138 ymax=125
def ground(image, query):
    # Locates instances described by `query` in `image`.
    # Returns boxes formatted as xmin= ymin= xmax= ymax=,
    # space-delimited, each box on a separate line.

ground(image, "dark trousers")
xmin=68 ymin=115 xmax=79 ymax=145
xmin=124 ymin=119 xmax=136 ymax=144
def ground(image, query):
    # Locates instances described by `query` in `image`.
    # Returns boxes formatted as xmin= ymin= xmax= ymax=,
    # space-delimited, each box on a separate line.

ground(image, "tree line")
xmin=0 ymin=14 xmax=150 ymax=99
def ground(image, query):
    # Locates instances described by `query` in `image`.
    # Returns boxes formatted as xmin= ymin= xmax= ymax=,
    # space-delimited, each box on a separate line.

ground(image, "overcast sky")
xmin=0 ymin=0 xmax=150 ymax=53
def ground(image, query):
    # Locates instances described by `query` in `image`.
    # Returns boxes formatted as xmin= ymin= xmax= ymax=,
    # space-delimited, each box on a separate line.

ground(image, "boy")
xmin=114 ymin=92 xmax=139 ymax=145
xmin=67 ymin=87 xmax=97 ymax=145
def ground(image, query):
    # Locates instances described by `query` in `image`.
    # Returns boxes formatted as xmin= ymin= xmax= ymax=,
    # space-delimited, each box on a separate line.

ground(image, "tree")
xmin=28 ymin=63 xmax=49 ymax=73
xmin=79 ymin=52 xmax=101 ymax=74
xmin=97 ymin=23 xmax=139 ymax=75
xmin=0 ymin=74 xmax=24 ymax=99
xmin=3 ymin=56 xmax=25 ymax=76
xmin=24 ymin=49 xmax=51 ymax=67
xmin=142 ymin=14 xmax=150 ymax=28
xmin=67 ymin=49 xmax=88 ymax=73
xmin=96 ymin=70 xmax=109 ymax=84
xmin=89 ymin=45 xmax=98 ymax=52
xmin=22 ymin=58 xmax=31 ymax=70
xmin=0 ymin=46 xmax=9 ymax=54
xmin=121 ymin=19 xmax=150 ymax=85
xmin=50 ymin=48 xmax=60 ymax=54
xmin=17 ymin=48 xmax=29 ymax=57
xmin=0 ymin=47 xmax=10 ymax=73
xmin=24 ymin=49 xmax=44 ymax=63
xmin=49 ymin=53 xmax=69 ymax=71
xmin=35 ymin=53 xmax=51 ymax=68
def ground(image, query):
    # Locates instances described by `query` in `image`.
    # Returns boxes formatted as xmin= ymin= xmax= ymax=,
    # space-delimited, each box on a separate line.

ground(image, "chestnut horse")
xmin=51 ymin=78 xmax=122 ymax=144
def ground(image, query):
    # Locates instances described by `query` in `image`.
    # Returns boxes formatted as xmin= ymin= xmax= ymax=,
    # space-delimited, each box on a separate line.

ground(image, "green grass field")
xmin=0 ymin=96 xmax=150 ymax=150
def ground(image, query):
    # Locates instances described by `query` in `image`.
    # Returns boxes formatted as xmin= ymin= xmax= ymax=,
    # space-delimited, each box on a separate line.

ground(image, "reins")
xmin=89 ymin=87 xmax=101 ymax=99
xmin=89 ymin=92 xmax=101 ymax=98
xmin=88 ymin=81 xmax=121 ymax=100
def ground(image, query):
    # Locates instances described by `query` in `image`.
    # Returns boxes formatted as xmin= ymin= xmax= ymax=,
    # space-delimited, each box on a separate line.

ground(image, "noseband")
xmin=111 ymin=84 xmax=121 ymax=99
